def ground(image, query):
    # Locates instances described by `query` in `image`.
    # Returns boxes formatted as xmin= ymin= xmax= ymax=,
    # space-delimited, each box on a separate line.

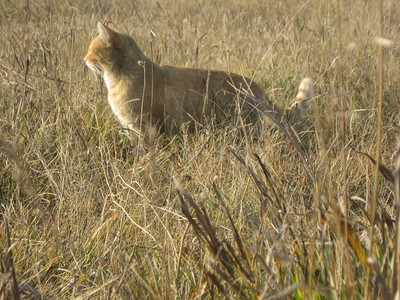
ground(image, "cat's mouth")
xmin=86 ymin=60 xmax=104 ymax=79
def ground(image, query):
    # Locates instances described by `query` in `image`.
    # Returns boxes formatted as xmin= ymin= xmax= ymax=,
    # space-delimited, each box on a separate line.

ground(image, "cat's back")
xmin=160 ymin=65 xmax=207 ymax=88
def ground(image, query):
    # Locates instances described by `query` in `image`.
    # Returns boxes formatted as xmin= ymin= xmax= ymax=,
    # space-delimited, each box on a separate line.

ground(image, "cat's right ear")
xmin=97 ymin=21 xmax=118 ymax=45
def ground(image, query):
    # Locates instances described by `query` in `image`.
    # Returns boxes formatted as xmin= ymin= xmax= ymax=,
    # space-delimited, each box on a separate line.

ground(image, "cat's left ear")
xmin=104 ymin=21 xmax=122 ymax=33
xmin=97 ymin=21 xmax=119 ymax=45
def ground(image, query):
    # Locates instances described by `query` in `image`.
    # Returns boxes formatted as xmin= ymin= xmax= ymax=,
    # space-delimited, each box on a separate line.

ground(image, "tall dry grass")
xmin=1 ymin=0 xmax=400 ymax=298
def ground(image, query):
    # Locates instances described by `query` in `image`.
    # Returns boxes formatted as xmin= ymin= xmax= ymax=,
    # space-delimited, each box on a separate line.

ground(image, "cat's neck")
xmin=102 ymin=56 xmax=157 ymax=91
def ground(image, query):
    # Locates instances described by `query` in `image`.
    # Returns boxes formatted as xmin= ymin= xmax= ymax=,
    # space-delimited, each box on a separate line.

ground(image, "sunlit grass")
xmin=1 ymin=0 xmax=400 ymax=298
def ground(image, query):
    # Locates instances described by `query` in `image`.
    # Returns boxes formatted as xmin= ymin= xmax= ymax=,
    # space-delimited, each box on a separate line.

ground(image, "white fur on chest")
xmin=103 ymin=73 xmax=114 ymax=91
xmin=103 ymin=73 xmax=138 ymax=127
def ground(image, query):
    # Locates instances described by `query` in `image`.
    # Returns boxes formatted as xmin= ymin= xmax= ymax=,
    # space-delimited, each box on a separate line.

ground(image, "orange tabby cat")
xmin=84 ymin=21 xmax=313 ymax=140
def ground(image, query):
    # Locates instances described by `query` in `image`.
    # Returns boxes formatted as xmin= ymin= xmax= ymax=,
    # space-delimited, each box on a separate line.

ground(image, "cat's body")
xmin=85 ymin=21 xmax=313 ymax=139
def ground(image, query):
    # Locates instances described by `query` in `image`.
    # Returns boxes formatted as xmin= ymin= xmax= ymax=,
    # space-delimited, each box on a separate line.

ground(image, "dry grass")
xmin=1 ymin=0 xmax=400 ymax=299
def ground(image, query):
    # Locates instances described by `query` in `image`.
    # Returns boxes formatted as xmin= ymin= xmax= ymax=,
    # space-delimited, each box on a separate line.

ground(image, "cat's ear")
xmin=104 ymin=21 xmax=122 ymax=33
xmin=97 ymin=21 xmax=119 ymax=45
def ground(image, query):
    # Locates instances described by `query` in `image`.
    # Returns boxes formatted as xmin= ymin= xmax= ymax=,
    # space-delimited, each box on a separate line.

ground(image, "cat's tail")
xmin=285 ymin=77 xmax=313 ymax=124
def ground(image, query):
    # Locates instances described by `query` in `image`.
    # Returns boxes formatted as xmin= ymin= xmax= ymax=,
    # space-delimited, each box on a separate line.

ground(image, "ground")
xmin=0 ymin=0 xmax=400 ymax=298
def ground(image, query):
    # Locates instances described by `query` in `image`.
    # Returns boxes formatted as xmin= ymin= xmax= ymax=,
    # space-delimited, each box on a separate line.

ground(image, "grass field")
xmin=1 ymin=0 xmax=400 ymax=299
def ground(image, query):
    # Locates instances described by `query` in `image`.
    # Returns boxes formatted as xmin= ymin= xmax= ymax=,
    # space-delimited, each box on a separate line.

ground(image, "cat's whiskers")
xmin=94 ymin=63 xmax=103 ymax=75
xmin=87 ymin=61 xmax=104 ymax=80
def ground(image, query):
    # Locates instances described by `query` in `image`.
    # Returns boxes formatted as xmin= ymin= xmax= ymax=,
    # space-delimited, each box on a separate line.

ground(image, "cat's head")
xmin=84 ymin=21 xmax=144 ymax=77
